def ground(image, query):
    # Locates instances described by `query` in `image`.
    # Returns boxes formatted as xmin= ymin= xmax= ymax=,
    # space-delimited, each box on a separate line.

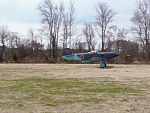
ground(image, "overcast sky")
xmin=0 ymin=0 xmax=136 ymax=35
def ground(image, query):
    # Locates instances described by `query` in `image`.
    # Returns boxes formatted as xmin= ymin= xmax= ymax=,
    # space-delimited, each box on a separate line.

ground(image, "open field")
xmin=0 ymin=64 xmax=150 ymax=113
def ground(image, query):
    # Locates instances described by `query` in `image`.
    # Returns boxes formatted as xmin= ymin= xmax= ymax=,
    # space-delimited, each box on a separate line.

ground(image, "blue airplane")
xmin=62 ymin=48 xmax=119 ymax=68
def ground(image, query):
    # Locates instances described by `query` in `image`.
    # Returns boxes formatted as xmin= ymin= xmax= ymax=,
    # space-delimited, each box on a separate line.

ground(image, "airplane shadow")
xmin=105 ymin=66 xmax=115 ymax=69
xmin=97 ymin=66 xmax=114 ymax=69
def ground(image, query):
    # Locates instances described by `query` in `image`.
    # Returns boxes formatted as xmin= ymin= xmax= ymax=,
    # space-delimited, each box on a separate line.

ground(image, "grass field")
xmin=0 ymin=64 xmax=150 ymax=113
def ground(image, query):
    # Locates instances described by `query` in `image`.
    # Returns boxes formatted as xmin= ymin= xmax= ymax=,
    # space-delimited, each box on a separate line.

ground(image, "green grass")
xmin=0 ymin=76 xmax=143 ymax=110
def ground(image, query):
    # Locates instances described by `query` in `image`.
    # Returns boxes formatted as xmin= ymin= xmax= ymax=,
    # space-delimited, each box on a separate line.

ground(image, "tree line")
xmin=0 ymin=0 xmax=150 ymax=63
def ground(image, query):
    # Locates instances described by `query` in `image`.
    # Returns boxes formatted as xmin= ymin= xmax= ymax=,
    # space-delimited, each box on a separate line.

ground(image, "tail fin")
xmin=62 ymin=48 xmax=73 ymax=56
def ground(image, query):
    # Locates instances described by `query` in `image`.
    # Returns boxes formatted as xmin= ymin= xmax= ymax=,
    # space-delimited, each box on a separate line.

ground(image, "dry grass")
xmin=0 ymin=64 xmax=150 ymax=113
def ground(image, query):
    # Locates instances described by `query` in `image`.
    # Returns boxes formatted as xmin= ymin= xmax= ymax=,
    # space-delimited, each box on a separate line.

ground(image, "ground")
xmin=0 ymin=64 xmax=150 ymax=113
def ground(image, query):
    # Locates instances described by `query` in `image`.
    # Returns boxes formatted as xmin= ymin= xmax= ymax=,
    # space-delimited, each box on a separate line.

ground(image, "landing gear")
xmin=104 ymin=63 xmax=106 ymax=68
xmin=100 ymin=60 xmax=106 ymax=68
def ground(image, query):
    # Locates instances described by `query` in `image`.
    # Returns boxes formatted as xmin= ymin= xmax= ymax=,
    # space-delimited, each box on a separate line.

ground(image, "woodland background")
xmin=0 ymin=0 xmax=150 ymax=64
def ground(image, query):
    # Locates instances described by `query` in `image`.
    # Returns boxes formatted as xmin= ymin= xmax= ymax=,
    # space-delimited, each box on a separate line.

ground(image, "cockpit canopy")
xmin=88 ymin=51 xmax=99 ymax=53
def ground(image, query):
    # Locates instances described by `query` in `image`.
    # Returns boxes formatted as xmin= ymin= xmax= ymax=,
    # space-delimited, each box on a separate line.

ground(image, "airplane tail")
xmin=62 ymin=48 xmax=73 ymax=56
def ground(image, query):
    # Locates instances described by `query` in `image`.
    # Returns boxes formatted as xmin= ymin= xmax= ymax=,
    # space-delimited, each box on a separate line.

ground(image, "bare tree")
xmin=105 ymin=25 xmax=128 ymax=52
xmin=9 ymin=32 xmax=18 ymax=48
xmin=68 ymin=0 xmax=75 ymax=48
xmin=28 ymin=28 xmax=35 ymax=42
xmin=62 ymin=13 xmax=69 ymax=49
xmin=37 ymin=27 xmax=46 ymax=59
xmin=28 ymin=28 xmax=36 ymax=57
xmin=131 ymin=0 xmax=150 ymax=61
xmin=7 ymin=32 xmax=18 ymax=61
xmin=106 ymin=25 xmax=117 ymax=51
xmin=73 ymin=38 xmax=87 ymax=52
xmin=0 ymin=26 xmax=10 ymax=46
xmin=62 ymin=0 xmax=75 ymax=49
xmin=38 ymin=0 xmax=64 ymax=60
xmin=117 ymin=28 xmax=128 ymax=40
xmin=0 ymin=26 xmax=10 ymax=61
xmin=82 ymin=22 xmax=96 ymax=51
xmin=95 ymin=3 xmax=116 ymax=51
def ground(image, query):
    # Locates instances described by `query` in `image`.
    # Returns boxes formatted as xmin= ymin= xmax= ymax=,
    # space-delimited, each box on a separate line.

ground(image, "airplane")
xmin=62 ymin=48 xmax=119 ymax=68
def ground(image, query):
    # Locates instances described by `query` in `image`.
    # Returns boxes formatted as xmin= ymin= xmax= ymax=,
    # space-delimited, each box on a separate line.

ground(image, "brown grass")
xmin=0 ymin=64 xmax=150 ymax=113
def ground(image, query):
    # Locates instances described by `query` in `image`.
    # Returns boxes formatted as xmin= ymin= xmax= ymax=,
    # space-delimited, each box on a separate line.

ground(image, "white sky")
xmin=0 ymin=0 xmax=137 ymax=35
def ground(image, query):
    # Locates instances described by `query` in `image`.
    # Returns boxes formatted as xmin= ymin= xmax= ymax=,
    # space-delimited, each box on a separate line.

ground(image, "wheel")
xmin=104 ymin=63 xmax=106 ymax=67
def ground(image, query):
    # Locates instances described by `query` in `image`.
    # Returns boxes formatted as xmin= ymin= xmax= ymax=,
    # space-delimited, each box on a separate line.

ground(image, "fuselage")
xmin=62 ymin=48 xmax=119 ymax=68
xmin=62 ymin=51 xmax=119 ymax=61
